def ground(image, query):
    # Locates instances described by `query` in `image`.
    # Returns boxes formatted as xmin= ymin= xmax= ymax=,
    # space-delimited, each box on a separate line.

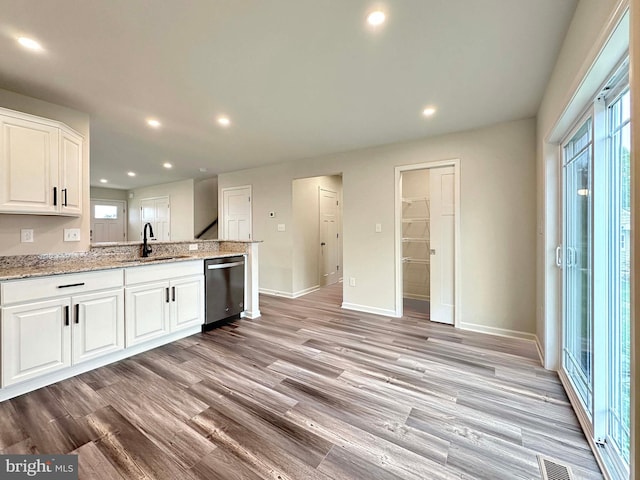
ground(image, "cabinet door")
xmin=0 ymin=116 xmax=59 ymax=214
xmin=72 ymin=289 xmax=124 ymax=364
xmin=125 ymin=282 xmax=170 ymax=347
xmin=1 ymin=298 xmax=71 ymax=387
xmin=59 ymin=128 xmax=83 ymax=216
xmin=170 ymin=276 xmax=204 ymax=331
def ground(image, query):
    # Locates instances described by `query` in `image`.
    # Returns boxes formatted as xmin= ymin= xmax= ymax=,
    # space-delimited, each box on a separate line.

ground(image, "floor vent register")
xmin=537 ymin=455 xmax=575 ymax=480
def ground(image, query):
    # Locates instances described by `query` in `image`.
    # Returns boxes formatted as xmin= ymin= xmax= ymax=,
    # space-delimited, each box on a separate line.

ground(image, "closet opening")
xmin=394 ymin=161 xmax=460 ymax=324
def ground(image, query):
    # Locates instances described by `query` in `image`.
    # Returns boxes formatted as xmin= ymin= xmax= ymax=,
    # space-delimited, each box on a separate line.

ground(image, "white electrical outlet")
xmin=21 ymin=229 xmax=34 ymax=243
xmin=188 ymin=243 xmax=198 ymax=251
xmin=63 ymin=228 xmax=81 ymax=242
xmin=277 ymin=224 xmax=286 ymax=232
xmin=349 ymin=277 xmax=356 ymax=287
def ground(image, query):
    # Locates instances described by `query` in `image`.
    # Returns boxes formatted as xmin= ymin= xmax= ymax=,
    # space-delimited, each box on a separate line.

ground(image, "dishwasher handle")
xmin=207 ymin=261 xmax=244 ymax=270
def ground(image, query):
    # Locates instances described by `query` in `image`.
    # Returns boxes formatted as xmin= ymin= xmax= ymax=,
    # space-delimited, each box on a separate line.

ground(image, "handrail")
xmin=195 ymin=218 xmax=218 ymax=239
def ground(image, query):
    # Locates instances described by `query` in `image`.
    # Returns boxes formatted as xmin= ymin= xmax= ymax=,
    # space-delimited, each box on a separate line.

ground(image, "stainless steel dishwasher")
xmin=203 ymin=255 xmax=245 ymax=329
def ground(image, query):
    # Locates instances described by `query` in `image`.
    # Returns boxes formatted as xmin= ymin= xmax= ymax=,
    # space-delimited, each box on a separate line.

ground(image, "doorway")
xmin=90 ymin=199 xmax=127 ymax=243
xmin=140 ymin=196 xmax=170 ymax=241
xmin=291 ymin=175 xmax=343 ymax=297
xmin=221 ymin=185 xmax=252 ymax=241
xmin=395 ymin=160 xmax=460 ymax=324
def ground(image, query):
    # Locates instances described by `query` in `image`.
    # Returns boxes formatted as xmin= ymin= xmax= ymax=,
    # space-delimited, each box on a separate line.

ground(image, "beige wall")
xmin=194 ymin=176 xmax=218 ymax=238
xmin=219 ymin=117 xmax=536 ymax=333
xmin=0 ymin=89 xmax=90 ymax=256
xmin=128 ymin=179 xmax=195 ymax=242
xmin=90 ymin=187 xmax=128 ymax=202
xmin=292 ymin=175 xmax=343 ymax=295
xmin=536 ymin=0 xmax=626 ymax=369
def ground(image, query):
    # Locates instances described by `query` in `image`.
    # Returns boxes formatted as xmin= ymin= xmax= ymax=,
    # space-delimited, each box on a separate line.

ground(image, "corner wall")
xmin=219 ymin=117 xmax=537 ymax=334
xmin=0 ymin=89 xmax=90 ymax=256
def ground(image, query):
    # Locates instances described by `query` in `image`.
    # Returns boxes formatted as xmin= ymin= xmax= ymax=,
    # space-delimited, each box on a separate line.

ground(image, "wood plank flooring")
xmin=1 ymin=284 xmax=602 ymax=479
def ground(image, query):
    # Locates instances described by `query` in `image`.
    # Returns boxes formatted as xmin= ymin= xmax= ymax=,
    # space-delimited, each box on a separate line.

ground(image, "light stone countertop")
xmin=0 ymin=240 xmax=256 ymax=281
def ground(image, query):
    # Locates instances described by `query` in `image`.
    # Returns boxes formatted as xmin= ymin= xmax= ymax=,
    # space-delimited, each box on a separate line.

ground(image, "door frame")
xmin=394 ymin=159 xmax=461 ymax=325
xmin=318 ymin=186 xmax=339 ymax=287
xmin=220 ymin=185 xmax=253 ymax=240
xmin=90 ymin=198 xmax=127 ymax=243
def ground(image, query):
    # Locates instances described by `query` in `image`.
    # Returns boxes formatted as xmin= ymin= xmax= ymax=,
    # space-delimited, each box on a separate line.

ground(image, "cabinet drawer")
xmin=1 ymin=269 xmax=124 ymax=305
xmin=125 ymin=260 xmax=202 ymax=285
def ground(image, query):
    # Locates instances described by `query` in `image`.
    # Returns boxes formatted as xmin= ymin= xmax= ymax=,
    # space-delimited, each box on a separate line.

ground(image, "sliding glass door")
xmin=560 ymin=66 xmax=630 ymax=478
xmin=562 ymin=118 xmax=593 ymax=414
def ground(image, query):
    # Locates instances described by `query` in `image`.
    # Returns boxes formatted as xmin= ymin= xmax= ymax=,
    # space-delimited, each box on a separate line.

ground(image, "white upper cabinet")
xmin=0 ymin=107 xmax=83 ymax=216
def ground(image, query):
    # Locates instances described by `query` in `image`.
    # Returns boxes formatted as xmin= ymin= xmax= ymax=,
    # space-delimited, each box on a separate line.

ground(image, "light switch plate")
xmin=375 ymin=223 xmax=382 ymax=233
xmin=21 ymin=229 xmax=34 ymax=243
xmin=63 ymin=228 xmax=81 ymax=242
xmin=277 ymin=224 xmax=286 ymax=232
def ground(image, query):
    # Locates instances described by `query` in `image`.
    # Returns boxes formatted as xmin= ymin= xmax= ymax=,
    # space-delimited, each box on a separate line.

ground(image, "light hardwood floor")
xmin=0 ymin=284 xmax=602 ymax=479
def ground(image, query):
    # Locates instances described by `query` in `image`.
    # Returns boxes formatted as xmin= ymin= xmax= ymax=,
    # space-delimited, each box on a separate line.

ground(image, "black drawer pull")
xmin=64 ymin=305 xmax=70 ymax=326
xmin=74 ymin=303 xmax=80 ymax=324
xmin=53 ymin=187 xmax=57 ymax=206
xmin=57 ymin=282 xmax=85 ymax=289
xmin=62 ymin=188 xmax=68 ymax=207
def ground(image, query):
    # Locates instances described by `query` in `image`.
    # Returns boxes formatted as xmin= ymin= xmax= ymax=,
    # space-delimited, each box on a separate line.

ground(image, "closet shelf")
xmin=402 ymin=257 xmax=430 ymax=265
xmin=402 ymin=238 xmax=429 ymax=242
xmin=402 ymin=218 xmax=429 ymax=223
xmin=402 ymin=196 xmax=428 ymax=203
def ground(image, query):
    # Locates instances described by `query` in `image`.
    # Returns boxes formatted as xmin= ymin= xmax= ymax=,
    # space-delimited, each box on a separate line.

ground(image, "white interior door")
xmin=222 ymin=186 xmax=252 ymax=240
xmin=90 ymin=200 xmax=126 ymax=243
xmin=319 ymin=188 xmax=338 ymax=287
xmin=429 ymin=166 xmax=455 ymax=324
xmin=140 ymin=196 xmax=170 ymax=241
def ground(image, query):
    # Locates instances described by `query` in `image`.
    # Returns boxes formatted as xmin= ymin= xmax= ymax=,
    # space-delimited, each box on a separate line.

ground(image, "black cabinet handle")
xmin=166 ymin=287 xmax=170 ymax=303
xmin=53 ymin=187 xmax=57 ymax=206
xmin=64 ymin=305 xmax=70 ymax=326
xmin=62 ymin=188 xmax=68 ymax=207
xmin=57 ymin=282 xmax=85 ymax=289
xmin=172 ymin=286 xmax=176 ymax=302
xmin=74 ymin=303 xmax=80 ymax=324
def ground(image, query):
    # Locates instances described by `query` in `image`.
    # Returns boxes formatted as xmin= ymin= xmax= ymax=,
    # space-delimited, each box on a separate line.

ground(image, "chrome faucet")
xmin=142 ymin=223 xmax=154 ymax=257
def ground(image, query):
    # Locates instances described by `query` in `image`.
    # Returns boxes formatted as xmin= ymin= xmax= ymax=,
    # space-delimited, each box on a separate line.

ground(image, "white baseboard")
xmin=293 ymin=285 xmax=320 ymax=298
xmin=459 ymin=321 xmax=538 ymax=343
xmin=534 ymin=335 xmax=545 ymax=367
xmin=241 ymin=310 xmax=261 ymax=319
xmin=259 ymin=288 xmax=295 ymax=298
xmin=341 ymin=302 xmax=400 ymax=318
xmin=260 ymin=285 xmax=320 ymax=299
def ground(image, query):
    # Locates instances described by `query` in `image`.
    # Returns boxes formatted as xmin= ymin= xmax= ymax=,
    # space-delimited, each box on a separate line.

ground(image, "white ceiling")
xmin=0 ymin=0 xmax=577 ymax=189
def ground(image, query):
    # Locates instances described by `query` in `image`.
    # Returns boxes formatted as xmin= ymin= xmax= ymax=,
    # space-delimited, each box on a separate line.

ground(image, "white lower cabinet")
xmin=72 ymin=289 xmax=124 ymax=364
xmin=0 ymin=261 xmax=203 ymax=396
xmin=0 ymin=269 xmax=124 ymax=388
xmin=2 ymin=298 xmax=72 ymax=387
xmin=124 ymin=263 xmax=204 ymax=347
xmin=125 ymin=282 xmax=171 ymax=346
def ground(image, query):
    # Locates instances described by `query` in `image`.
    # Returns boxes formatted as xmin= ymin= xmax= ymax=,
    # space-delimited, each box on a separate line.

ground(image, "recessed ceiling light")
xmin=367 ymin=11 xmax=386 ymax=26
xmin=127 ymin=171 xmax=136 ymax=177
xmin=163 ymin=162 xmax=172 ymax=169
xmin=217 ymin=116 xmax=231 ymax=127
xmin=146 ymin=119 xmax=161 ymax=128
xmin=99 ymin=178 xmax=108 ymax=184
xmin=422 ymin=107 xmax=437 ymax=117
xmin=17 ymin=36 xmax=43 ymax=51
